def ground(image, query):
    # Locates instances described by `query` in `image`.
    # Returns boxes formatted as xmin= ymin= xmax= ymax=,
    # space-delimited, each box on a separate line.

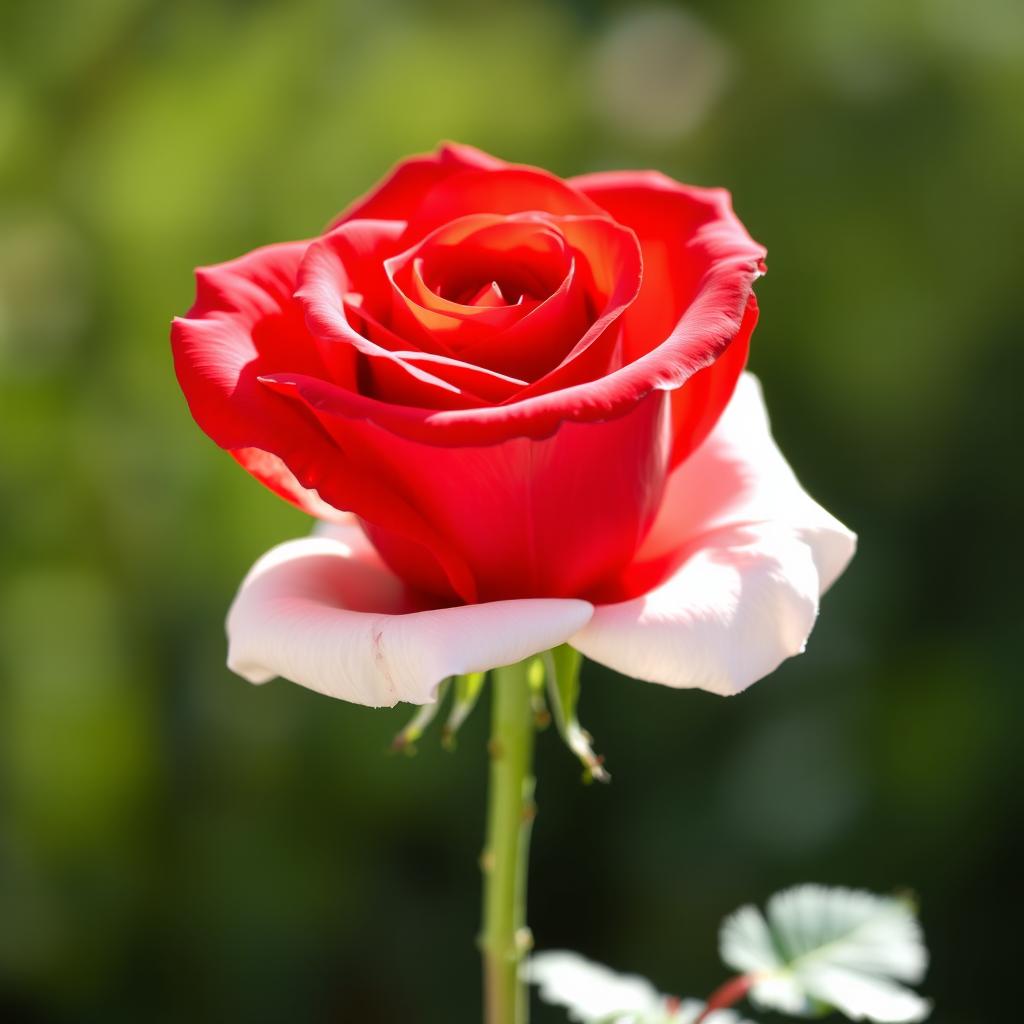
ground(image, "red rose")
xmin=173 ymin=143 xmax=764 ymax=605
xmin=173 ymin=144 xmax=853 ymax=706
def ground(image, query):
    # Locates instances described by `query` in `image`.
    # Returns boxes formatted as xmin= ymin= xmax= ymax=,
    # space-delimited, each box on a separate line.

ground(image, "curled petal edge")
xmin=226 ymin=522 xmax=594 ymax=708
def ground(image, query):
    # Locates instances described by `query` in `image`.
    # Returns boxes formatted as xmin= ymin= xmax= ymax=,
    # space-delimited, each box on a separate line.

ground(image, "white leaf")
xmin=720 ymin=885 xmax=931 ymax=1022
xmin=525 ymin=952 xmax=756 ymax=1024
xmin=526 ymin=951 xmax=662 ymax=1022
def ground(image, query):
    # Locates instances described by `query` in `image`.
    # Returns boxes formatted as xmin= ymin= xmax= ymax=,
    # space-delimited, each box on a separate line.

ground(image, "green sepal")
xmin=542 ymin=647 xmax=609 ymax=783
xmin=441 ymin=672 xmax=486 ymax=750
xmin=390 ymin=678 xmax=451 ymax=753
xmin=526 ymin=657 xmax=551 ymax=729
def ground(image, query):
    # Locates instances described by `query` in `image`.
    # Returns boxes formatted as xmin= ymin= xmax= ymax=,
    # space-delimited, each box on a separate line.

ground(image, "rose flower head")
xmin=171 ymin=143 xmax=854 ymax=707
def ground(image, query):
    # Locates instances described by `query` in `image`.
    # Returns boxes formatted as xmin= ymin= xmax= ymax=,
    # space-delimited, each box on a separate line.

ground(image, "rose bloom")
xmin=171 ymin=144 xmax=854 ymax=707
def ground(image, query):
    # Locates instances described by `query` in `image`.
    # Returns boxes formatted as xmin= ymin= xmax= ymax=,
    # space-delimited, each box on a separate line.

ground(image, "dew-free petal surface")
xmin=572 ymin=374 xmax=855 ymax=694
xmin=227 ymin=521 xmax=593 ymax=707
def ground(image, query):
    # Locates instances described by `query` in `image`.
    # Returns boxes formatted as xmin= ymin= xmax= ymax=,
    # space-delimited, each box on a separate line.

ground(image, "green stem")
xmin=481 ymin=660 xmax=536 ymax=1024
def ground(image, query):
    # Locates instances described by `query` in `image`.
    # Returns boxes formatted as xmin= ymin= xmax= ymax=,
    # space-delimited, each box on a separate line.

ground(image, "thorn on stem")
xmin=515 ymin=927 xmax=534 ymax=955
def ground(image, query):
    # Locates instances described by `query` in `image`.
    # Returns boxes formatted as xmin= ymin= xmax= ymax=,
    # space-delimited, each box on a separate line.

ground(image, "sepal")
xmin=442 ymin=672 xmax=487 ymax=749
xmin=543 ymin=646 xmax=610 ymax=783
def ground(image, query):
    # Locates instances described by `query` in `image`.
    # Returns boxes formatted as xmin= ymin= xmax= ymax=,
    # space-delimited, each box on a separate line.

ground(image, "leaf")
xmin=719 ymin=885 xmax=930 ymax=1022
xmin=542 ymin=646 xmax=610 ymax=782
xmin=441 ymin=672 xmax=485 ymax=749
xmin=390 ymin=678 xmax=450 ymax=752
xmin=526 ymin=951 xmax=663 ymax=1023
xmin=525 ymin=952 xmax=756 ymax=1024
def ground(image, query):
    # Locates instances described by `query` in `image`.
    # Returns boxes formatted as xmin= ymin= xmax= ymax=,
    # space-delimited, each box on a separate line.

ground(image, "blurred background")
xmin=1 ymin=0 xmax=1021 ymax=1020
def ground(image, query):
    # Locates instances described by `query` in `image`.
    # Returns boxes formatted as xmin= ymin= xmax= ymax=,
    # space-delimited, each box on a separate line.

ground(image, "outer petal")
xmin=401 ymin=165 xmax=604 ymax=242
xmin=328 ymin=142 xmax=505 ymax=228
xmin=571 ymin=374 xmax=856 ymax=695
xmin=171 ymin=240 xmax=480 ymax=602
xmin=261 ymin=379 xmax=674 ymax=602
xmin=226 ymin=521 xmax=594 ymax=707
xmin=571 ymin=170 xmax=766 ymax=465
xmin=231 ymin=447 xmax=351 ymax=523
xmin=252 ymin=175 xmax=763 ymax=448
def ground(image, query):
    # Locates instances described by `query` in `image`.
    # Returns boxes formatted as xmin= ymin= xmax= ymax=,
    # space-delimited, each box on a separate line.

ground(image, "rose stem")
xmin=481 ymin=659 xmax=536 ymax=1024
xmin=693 ymin=974 xmax=754 ymax=1023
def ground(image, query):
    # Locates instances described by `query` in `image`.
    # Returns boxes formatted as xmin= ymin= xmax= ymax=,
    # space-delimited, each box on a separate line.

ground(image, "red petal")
xmin=499 ymin=215 xmax=642 ymax=397
xmin=570 ymin=174 xmax=765 ymax=345
xmin=261 ymin=373 xmax=674 ymax=601
xmin=376 ymin=351 xmax=527 ymax=404
xmin=231 ymin=447 xmax=350 ymax=522
xmin=171 ymin=240 xmax=477 ymax=600
xmin=329 ymin=142 xmax=505 ymax=228
xmin=384 ymin=215 xmax=550 ymax=345
xmin=383 ymin=214 xmax=577 ymax=376
xmin=256 ymin=173 xmax=762 ymax=447
xmin=667 ymin=293 xmax=757 ymax=467
xmin=403 ymin=166 xmax=604 ymax=242
xmin=450 ymin=258 xmax=589 ymax=382
xmin=294 ymin=218 xmax=411 ymax=377
xmin=298 ymin=218 xmax=524 ymax=409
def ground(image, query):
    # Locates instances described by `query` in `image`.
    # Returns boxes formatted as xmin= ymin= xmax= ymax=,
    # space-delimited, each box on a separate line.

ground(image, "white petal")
xmin=227 ymin=522 xmax=593 ymax=708
xmin=572 ymin=374 xmax=855 ymax=694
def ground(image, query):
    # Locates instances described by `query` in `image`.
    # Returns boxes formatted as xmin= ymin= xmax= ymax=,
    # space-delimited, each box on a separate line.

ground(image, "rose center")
xmin=447 ymin=279 xmax=520 ymax=307
xmin=418 ymin=254 xmax=557 ymax=309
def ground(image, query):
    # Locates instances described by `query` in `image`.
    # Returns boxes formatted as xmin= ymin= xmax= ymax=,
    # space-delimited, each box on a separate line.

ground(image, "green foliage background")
xmin=1 ymin=1 xmax=1021 ymax=1020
